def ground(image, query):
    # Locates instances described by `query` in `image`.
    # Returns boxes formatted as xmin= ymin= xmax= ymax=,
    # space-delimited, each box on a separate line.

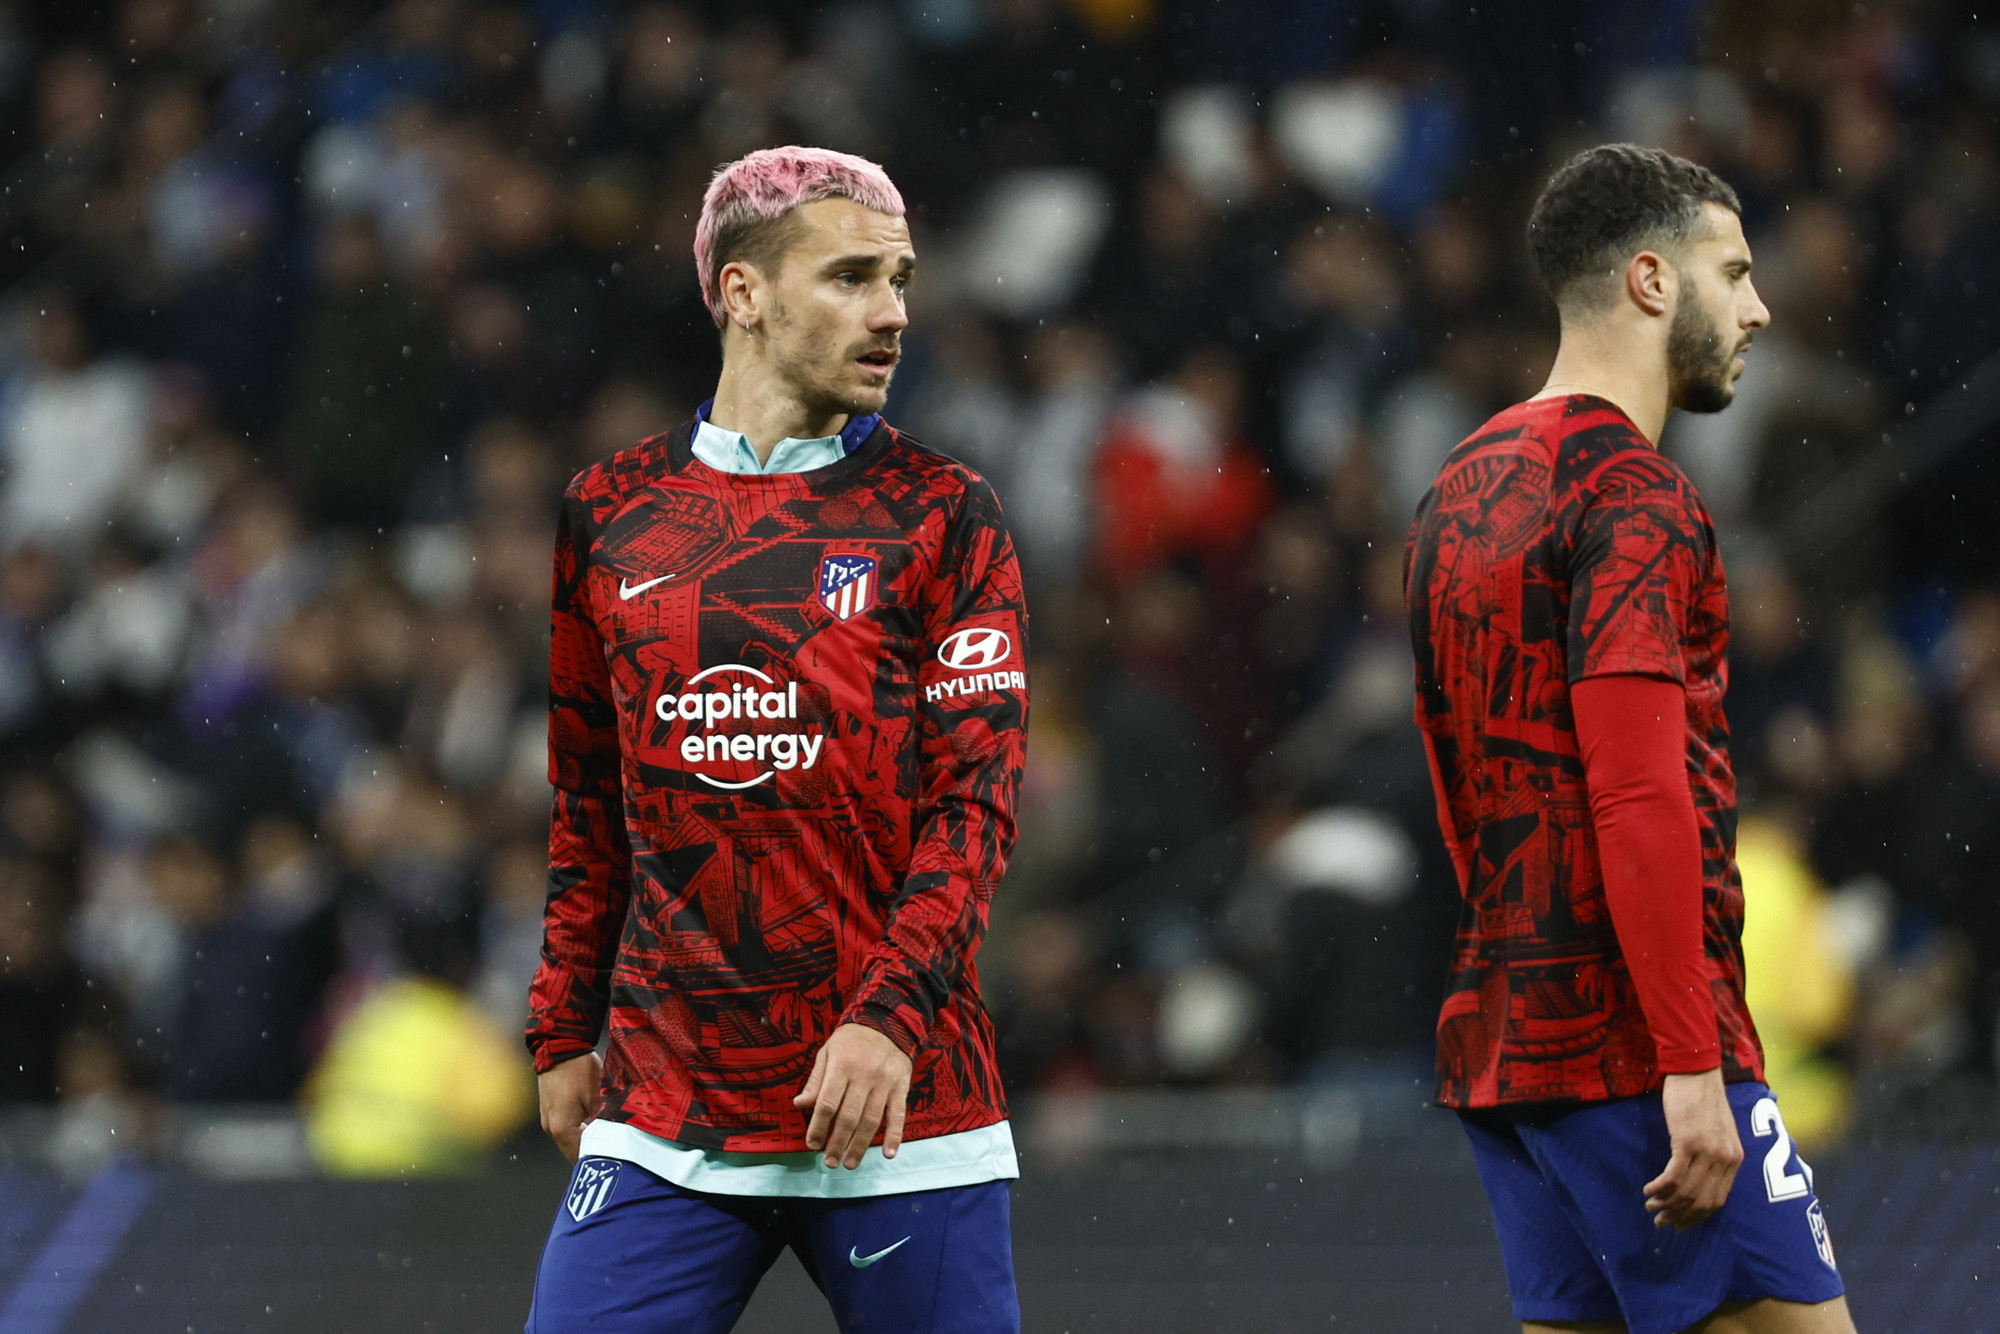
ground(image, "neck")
xmin=709 ymin=348 xmax=849 ymax=465
xmin=1532 ymin=319 xmax=1671 ymax=444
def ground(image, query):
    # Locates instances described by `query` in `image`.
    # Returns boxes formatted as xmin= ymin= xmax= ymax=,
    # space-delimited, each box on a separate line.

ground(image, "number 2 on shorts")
xmin=1751 ymin=1096 xmax=1812 ymax=1203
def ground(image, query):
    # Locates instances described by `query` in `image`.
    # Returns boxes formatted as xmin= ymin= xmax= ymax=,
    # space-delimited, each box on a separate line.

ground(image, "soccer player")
xmin=1405 ymin=145 xmax=1858 ymax=1334
xmin=522 ymin=146 xmax=1027 ymax=1333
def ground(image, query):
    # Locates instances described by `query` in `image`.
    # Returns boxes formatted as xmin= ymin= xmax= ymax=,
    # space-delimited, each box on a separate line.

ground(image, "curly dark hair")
xmin=1527 ymin=144 xmax=1741 ymax=308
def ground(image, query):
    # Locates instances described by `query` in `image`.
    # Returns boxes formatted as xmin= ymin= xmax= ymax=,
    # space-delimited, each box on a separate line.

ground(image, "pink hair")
xmin=693 ymin=146 xmax=906 ymax=324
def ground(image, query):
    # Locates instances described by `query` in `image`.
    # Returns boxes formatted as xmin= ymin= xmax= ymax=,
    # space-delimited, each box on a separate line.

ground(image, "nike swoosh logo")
xmin=848 ymin=1237 xmax=911 ymax=1268
xmin=619 ymin=574 xmax=674 ymax=600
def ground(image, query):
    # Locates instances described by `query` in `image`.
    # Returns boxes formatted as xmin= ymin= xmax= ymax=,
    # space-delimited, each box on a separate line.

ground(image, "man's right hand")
xmin=1644 ymin=1067 xmax=1743 ymax=1231
xmin=538 ymin=1051 xmax=603 ymax=1164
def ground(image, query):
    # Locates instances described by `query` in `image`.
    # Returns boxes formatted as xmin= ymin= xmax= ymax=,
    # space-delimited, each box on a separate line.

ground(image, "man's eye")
xmin=891 ymin=276 xmax=908 ymax=294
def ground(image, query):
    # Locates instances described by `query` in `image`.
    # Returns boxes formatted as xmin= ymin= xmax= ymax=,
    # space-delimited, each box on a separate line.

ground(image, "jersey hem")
xmin=1435 ymin=1062 xmax=1769 ymax=1111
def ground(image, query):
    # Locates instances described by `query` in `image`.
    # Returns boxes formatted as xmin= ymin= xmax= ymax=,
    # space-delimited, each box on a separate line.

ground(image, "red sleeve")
xmin=526 ymin=487 xmax=634 ymax=1073
xmin=838 ymin=477 xmax=1028 ymax=1057
xmin=1571 ymin=673 xmax=1719 ymax=1075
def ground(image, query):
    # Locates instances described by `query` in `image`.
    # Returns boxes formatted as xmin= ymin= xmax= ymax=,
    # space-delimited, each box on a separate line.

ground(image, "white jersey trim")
xmin=577 ymin=1118 xmax=1019 ymax=1199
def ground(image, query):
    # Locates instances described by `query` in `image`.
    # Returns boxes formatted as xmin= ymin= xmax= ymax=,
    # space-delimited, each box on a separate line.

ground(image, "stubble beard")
xmin=1667 ymin=289 xmax=1740 ymax=415
xmin=770 ymin=299 xmax=895 ymax=421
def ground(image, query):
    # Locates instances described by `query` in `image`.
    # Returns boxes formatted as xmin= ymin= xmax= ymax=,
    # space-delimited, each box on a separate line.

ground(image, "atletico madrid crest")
xmin=817 ymin=553 xmax=878 ymax=621
xmin=566 ymin=1158 xmax=619 ymax=1222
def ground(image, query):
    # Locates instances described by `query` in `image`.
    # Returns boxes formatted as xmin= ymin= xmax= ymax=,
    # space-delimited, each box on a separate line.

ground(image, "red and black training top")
xmin=528 ymin=417 xmax=1028 ymax=1153
xmin=1404 ymin=394 xmax=1765 ymax=1109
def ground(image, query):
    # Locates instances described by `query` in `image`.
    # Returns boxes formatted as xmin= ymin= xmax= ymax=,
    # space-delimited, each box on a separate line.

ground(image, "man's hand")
xmin=538 ymin=1051 xmax=603 ymax=1164
xmin=1645 ymin=1067 xmax=1743 ymax=1231
xmin=793 ymin=1024 xmax=913 ymax=1169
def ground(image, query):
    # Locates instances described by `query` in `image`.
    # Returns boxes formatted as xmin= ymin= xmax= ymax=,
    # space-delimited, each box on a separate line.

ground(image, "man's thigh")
xmin=1520 ymin=1292 xmax=1858 ymax=1334
xmin=526 ymin=1156 xmax=784 ymax=1334
xmin=793 ymin=1181 xmax=1020 ymax=1334
xmin=1692 ymin=1295 xmax=1857 ymax=1334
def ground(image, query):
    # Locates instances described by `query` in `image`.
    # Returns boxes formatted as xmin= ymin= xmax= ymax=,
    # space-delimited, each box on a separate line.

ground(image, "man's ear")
xmin=718 ymin=259 xmax=762 ymax=332
xmin=1624 ymin=250 xmax=1673 ymax=318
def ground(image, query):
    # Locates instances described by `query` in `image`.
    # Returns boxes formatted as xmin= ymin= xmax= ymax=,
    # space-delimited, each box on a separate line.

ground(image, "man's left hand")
xmin=793 ymin=1023 xmax=913 ymax=1169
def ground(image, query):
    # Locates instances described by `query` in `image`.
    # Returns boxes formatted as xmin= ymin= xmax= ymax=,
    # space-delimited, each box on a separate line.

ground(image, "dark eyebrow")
xmin=825 ymin=253 xmax=917 ymax=274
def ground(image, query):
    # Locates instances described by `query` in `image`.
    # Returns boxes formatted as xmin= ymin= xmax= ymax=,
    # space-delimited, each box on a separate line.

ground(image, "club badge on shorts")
xmin=566 ymin=1158 xmax=619 ymax=1222
xmin=1807 ymin=1200 xmax=1837 ymax=1269
xmin=817 ymin=553 xmax=878 ymax=621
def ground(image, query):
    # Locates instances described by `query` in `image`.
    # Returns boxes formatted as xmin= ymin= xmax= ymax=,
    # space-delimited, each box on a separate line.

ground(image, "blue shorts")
xmin=525 ymin=1157 xmax=1019 ymax=1334
xmin=1461 ymin=1081 xmax=1844 ymax=1334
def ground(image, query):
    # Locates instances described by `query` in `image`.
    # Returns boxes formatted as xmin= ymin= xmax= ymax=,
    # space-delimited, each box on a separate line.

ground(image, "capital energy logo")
xmin=655 ymin=663 xmax=824 ymax=789
xmin=925 ymin=627 xmax=1025 ymax=703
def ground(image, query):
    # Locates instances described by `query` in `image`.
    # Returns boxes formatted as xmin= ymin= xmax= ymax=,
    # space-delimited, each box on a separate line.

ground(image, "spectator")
xmin=1811 ymin=633 xmax=1928 ymax=902
xmin=1736 ymin=806 xmax=1859 ymax=1148
xmin=1724 ymin=554 xmax=1837 ymax=774
xmin=0 ymin=288 xmax=153 ymax=557
xmin=1091 ymin=343 xmax=1273 ymax=591
xmin=18 ymin=50 xmax=120 ymax=272
xmin=1904 ymin=679 xmax=2000 ymax=1065
xmin=1271 ymin=214 xmax=1414 ymax=487
xmin=0 ymin=545 xmax=62 ymax=740
xmin=0 ymin=857 xmax=87 ymax=1101
xmin=472 ymin=836 xmax=546 ymax=1032
xmin=148 ymin=827 xmax=336 ymax=1100
xmin=277 ymin=214 xmax=445 ymax=528
xmin=301 ymin=908 xmax=533 ymax=1176
xmin=1090 ymin=167 xmax=1231 ymax=378
xmin=1002 ymin=320 xmax=1120 ymax=590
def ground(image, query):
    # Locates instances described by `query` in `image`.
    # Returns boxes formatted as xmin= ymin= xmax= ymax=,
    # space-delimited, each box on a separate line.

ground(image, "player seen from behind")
xmin=522 ymin=145 xmax=1028 ymax=1333
xmin=1405 ymin=144 xmax=1858 ymax=1333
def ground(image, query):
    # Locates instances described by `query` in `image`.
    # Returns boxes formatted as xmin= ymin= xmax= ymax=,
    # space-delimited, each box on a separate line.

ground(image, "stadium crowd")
xmin=1 ymin=0 xmax=1999 ymax=1171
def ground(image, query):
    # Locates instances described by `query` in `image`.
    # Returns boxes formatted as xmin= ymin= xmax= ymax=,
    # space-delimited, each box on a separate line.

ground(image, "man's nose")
xmin=869 ymin=283 xmax=909 ymax=332
xmin=1743 ymin=281 xmax=1771 ymax=331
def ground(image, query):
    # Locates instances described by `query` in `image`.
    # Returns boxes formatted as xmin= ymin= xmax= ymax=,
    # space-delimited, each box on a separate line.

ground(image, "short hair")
xmin=693 ymin=146 xmax=906 ymax=325
xmin=1526 ymin=144 xmax=1741 ymax=309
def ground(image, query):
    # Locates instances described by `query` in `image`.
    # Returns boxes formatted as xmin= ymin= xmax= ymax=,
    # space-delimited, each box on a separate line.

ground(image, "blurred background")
xmin=0 ymin=0 xmax=1998 ymax=1329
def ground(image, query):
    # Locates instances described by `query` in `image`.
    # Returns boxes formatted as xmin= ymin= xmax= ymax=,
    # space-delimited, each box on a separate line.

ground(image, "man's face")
xmin=756 ymin=197 xmax=912 ymax=421
xmin=1667 ymin=203 xmax=1770 ymax=414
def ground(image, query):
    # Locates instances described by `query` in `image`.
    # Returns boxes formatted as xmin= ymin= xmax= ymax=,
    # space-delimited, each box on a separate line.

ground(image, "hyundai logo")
xmin=937 ymin=627 xmax=1012 ymax=672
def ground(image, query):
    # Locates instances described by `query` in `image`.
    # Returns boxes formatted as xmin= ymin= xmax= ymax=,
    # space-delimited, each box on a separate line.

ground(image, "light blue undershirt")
xmin=580 ymin=1117 xmax=1019 ymax=1199
xmin=692 ymin=417 xmax=847 ymax=474
xmin=586 ymin=408 xmax=1017 ymax=1199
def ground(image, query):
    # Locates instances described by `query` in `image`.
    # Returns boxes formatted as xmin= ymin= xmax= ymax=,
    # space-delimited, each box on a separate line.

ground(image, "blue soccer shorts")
xmin=1461 ymin=1081 xmax=1844 ymax=1334
xmin=524 ymin=1157 xmax=1019 ymax=1334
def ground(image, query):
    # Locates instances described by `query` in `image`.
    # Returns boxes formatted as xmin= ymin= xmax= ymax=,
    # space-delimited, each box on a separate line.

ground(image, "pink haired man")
xmin=523 ymin=145 xmax=1028 ymax=1332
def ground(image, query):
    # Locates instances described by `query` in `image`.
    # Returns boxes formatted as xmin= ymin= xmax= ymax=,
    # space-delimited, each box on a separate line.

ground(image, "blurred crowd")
xmin=1 ymin=0 xmax=1999 ymax=1172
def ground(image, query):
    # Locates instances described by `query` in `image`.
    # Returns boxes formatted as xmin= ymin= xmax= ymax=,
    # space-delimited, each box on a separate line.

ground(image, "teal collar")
xmin=691 ymin=418 xmax=847 ymax=475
